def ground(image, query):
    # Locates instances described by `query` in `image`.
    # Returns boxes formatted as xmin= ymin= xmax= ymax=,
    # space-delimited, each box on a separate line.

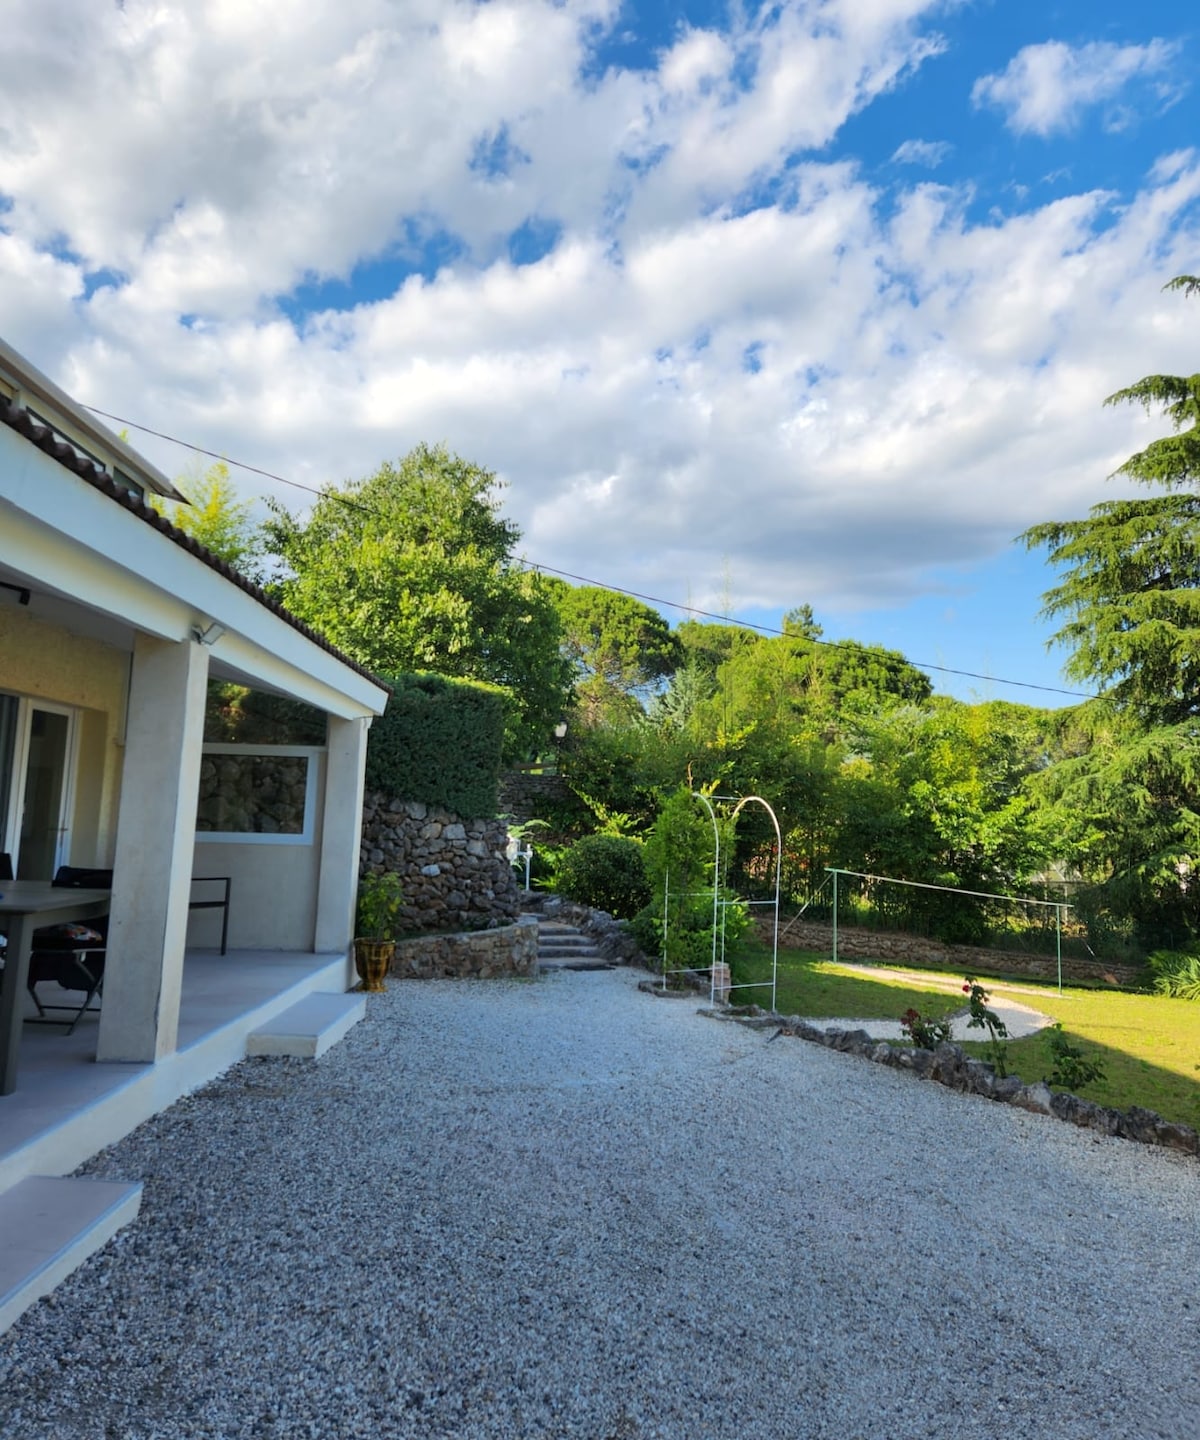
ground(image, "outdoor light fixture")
xmin=191 ymin=620 xmax=226 ymax=647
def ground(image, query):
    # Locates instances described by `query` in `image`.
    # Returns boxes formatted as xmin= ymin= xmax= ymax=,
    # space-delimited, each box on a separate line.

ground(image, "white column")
xmin=97 ymin=634 xmax=209 ymax=1063
xmin=313 ymin=714 xmax=370 ymax=956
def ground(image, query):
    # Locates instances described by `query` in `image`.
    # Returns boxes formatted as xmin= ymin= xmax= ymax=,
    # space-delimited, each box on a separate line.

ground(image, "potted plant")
xmin=354 ymin=871 xmax=404 ymax=992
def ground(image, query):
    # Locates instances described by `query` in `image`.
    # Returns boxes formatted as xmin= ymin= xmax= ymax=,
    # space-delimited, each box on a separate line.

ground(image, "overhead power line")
xmin=80 ymin=402 xmax=1094 ymax=702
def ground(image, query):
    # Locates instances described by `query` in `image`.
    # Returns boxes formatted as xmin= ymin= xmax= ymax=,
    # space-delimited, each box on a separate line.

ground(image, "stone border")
xmin=701 ymin=1004 xmax=1199 ymax=1158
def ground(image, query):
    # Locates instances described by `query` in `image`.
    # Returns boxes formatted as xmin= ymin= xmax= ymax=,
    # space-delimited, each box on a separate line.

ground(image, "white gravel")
xmin=1 ymin=966 xmax=1197 ymax=1440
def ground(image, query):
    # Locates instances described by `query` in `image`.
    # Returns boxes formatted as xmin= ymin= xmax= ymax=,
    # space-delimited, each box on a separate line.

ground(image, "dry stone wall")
xmin=762 ymin=917 xmax=1143 ymax=988
xmin=390 ymin=917 xmax=538 ymax=980
xmin=360 ymin=791 xmax=521 ymax=932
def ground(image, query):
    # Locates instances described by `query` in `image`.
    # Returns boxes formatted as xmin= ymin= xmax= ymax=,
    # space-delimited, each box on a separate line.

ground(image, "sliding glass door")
xmin=0 ymin=693 xmax=76 ymax=880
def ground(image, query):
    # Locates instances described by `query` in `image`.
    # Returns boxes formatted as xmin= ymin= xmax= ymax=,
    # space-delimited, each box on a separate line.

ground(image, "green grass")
xmin=729 ymin=938 xmax=1200 ymax=1132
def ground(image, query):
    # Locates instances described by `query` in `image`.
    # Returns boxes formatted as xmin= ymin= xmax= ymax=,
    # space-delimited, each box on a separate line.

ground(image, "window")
xmin=195 ymin=745 xmax=320 ymax=846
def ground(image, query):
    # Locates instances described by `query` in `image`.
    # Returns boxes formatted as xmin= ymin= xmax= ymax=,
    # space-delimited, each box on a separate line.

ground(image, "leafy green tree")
xmin=261 ymin=444 xmax=571 ymax=755
xmin=552 ymin=584 xmax=680 ymax=725
xmin=695 ymin=632 xmax=931 ymax=743
xmin=151 ymin=462 xmax=261 ymax=576
xmin=675 ymin=619 xmax=760 ymax=676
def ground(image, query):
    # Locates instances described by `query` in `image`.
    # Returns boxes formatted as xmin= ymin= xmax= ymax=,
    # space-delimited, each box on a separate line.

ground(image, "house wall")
xmin=0 ymin=604 xmax=128 ymax=867
xmin=188 ymin=752 xmax=327 ymax=951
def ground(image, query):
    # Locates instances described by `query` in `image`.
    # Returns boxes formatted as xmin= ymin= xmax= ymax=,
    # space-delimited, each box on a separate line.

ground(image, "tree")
xmin=1022 ymin=276 xmax=1200 ymax=944
xmin=261 ymin=444 xmax=571 ymax=756
xmin=1024 ymin=276 xmax=1200 ymax=726
xmin=151 ymin=462 xmax=261 ymax=577
xmin=552 ymin=584 xmax=680 ymax=726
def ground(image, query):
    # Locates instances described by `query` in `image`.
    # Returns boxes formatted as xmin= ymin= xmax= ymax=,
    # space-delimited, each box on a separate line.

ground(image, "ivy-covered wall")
xmin=365 ymin=672 xmax=507 ymax=820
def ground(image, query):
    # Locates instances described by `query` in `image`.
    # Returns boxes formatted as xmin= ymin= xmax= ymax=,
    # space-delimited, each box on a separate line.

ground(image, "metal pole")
xmin=832 ymin=868 xmax=838 ymax=966
xmin=1056 ymin=903 xmax=1063 ymax=996
xmin=661 ymin=869 xmax=669 ymax=992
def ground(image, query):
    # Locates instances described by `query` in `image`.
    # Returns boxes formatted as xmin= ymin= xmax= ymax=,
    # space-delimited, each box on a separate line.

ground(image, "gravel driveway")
xmin=1 ymin=967 xmax=1196 ymax=1440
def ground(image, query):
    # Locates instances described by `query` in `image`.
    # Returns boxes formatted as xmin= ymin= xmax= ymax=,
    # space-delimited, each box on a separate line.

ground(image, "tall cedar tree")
xmin=1023 ymin=276 xmax=1200 ymax=943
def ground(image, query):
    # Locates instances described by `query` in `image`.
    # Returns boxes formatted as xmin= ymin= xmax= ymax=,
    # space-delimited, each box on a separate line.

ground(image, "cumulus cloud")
xmin=1 ymin=1 xmax=1198 ymax=630
xmin=972 ymin=38 xmax=1183 ymax=137
xmin=891 ymin=139 xmax=952 ymax=167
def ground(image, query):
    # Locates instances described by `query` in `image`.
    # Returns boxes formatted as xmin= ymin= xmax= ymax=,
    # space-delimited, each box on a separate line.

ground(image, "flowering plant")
xmin=963 ymin=976 xmax=1009 ymax=1077
xmin=899 ymin=1007 xmax=954 ymax=1050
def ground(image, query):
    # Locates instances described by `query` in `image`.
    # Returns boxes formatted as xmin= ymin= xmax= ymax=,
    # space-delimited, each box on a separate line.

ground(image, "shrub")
xmin=555 ymin=834 xmax=649 ymax=918
xmin=365 ymin=671 xmax=508 ymax=818
xmin=1148 ymin=949 xmax=1200 ymax=1000
xmin=356 ymin=872 xmax=405 ymax=940
xmin=1044 ymin=1023 xmax=1107 ymax=1090
xmin=899 ymin=1007 xmax=954 ymax=1050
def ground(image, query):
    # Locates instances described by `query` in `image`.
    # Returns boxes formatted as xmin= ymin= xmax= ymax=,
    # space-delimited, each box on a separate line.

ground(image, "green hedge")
xmin=365 ymin=672 xmax=508 ymax=819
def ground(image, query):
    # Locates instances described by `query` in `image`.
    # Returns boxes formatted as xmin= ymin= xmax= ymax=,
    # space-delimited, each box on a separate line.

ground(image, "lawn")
xmin=729 ymin=940 xmax=1200 ymax=1133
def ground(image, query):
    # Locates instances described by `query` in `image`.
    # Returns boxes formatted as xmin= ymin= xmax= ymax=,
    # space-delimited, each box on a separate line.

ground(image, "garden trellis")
xmin=659 ymin=792 xmax=782 ymax=1008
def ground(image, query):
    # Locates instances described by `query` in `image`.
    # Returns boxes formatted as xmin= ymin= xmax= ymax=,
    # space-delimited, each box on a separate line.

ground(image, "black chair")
xmin=26 ymin=867 xmax=113 ymax=1034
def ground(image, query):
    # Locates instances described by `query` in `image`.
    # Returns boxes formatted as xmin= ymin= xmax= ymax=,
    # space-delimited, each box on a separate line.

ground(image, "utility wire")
xmin=80 ymin=402 xmax=1094 ymax=701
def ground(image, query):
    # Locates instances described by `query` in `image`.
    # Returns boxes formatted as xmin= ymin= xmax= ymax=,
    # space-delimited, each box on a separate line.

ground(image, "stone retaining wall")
xmin=360 ymin=791 xmax=520 ymax=931
xmin=498 ymin=770 xmax=574 ymax=824
xmin=709 ymin=1006 xmax=1198 ymax=1158
xmin=390 ymin=917 xmax=539 ymax=980
xmin=762 ymin=917 xmax=1144 ymax=988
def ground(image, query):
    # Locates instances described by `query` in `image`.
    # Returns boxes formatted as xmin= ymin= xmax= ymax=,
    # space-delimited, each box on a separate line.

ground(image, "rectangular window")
xmin=195 ymin=745 xmax=320 ymax=846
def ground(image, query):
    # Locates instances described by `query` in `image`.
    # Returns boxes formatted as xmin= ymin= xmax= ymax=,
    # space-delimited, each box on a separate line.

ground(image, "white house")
xmin=0 ymin=337 xmax=390 ymax=1331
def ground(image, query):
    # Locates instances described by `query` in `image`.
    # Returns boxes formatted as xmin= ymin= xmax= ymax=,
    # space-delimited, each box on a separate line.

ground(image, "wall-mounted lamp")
xmin=191 ymin=621 xmax=226 ymax=647
xmin=0 ymin=581 xmax=31 ymax=606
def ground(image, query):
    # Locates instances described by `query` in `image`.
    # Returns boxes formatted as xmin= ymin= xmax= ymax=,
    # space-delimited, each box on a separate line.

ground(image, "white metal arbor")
xmin=659 ymin=792 xmax=782 ymax=1008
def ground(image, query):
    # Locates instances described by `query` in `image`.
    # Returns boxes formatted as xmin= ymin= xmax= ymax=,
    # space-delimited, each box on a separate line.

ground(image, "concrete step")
xmin=245 ymin=992 xmax=366 ymax=1059
xmin=0 ymin=1175 xmax=142 ymax=1335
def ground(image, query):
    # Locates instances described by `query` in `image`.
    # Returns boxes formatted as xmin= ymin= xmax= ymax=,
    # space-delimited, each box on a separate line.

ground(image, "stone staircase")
xmin=531 ymin=917 xmax=613 ymax=971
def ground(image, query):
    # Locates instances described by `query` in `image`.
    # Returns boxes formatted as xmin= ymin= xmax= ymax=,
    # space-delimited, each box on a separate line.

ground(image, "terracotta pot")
xmin=353 ymin=938 xmax=394 ymax=992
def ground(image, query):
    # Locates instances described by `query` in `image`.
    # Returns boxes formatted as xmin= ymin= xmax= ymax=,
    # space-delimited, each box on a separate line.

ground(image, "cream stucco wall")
xmin=0 ymin=604 xmax=128 ymax=867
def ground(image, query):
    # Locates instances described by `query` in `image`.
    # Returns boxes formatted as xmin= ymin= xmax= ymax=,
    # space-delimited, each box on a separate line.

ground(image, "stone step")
xmin=245 ymin=992 xmax=366 ymax=1059
xmin=538 ymin=935 xmax=598 ymax=953
xmin=528 ymin=918 xmax=613 ymax=970
xmin=0 ymin=1176 xmax=142 ymax=1335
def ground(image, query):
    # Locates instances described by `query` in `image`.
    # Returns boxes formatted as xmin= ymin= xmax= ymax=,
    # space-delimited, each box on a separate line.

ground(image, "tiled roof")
xmin=0 ymin=395 xmax=390 ymax=697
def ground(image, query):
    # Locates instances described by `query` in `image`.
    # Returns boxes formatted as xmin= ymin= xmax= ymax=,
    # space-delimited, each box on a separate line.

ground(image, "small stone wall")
xmin=498 ymin=770 xmax=574 ymax=825
xmin=360 ymin=791 xmax=520 ymax=931
xmin=390 ymin=917 xmax=539 ymax=980
xmin=709 ymin=1007 xmax=1199 ymax=1158
xmin=762 ymin=917 xmax=1144 ymax=988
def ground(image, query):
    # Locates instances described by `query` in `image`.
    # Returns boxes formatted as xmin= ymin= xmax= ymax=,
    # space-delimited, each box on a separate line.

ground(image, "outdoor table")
xmin=0 ymin=882 xmax=111 ymax=1096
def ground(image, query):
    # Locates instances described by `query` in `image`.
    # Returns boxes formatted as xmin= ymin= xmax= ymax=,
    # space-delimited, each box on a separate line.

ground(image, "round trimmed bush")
xmin=555 ymin=835 xmax=649 ymax=919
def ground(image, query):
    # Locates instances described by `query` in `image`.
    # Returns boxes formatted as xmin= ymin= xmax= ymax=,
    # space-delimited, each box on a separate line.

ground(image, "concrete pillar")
xmin=97 ymin=634 xmax=209 ymax=1063
xmin=313 ymin=714 xmax=370 ymax=955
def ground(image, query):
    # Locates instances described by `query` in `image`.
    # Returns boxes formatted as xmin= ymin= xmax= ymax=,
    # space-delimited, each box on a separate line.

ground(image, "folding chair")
xmin=25 ymin=867 xmax=112 ymax=1034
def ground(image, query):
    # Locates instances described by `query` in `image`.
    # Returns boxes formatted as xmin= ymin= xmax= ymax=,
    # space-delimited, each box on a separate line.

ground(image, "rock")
xmin=1012 ymin=1081 xmax=1054 ymax=1115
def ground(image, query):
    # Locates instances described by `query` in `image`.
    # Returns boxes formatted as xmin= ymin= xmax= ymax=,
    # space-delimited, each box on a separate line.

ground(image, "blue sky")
xmin=1 ymin=0 xmax=1197 ymax=705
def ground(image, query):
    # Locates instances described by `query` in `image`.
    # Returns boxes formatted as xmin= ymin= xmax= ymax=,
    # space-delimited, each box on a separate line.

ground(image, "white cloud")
xmin=1 ymin=2 xmax=1198 ymax=635
xmin=972 ymin=38 xmax=1182 ymax=137
xmin=891 ymin=139 xmax=952 ymax=167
